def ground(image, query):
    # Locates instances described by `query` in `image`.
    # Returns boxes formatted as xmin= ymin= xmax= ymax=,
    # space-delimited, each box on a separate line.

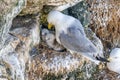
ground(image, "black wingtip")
xmin=96 ymin=56 xmax=109 ymax=62
xmin=9 ymin=32 xmax=17 ymax=37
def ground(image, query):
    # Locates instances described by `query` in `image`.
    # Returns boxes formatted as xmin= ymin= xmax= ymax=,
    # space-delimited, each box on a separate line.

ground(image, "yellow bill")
xmin=107 ymin=57 xmax=112 ymax=62
xmin=48 ymin=23 xmax=53 ymax=29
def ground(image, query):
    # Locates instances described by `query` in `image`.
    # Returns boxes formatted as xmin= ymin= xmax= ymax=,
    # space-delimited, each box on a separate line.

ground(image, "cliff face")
xmin=0 ymin=0 xmax=26 ymax=49
xmin=88 ymin=0 xmax=120 ymax=53
xmin=0 ymin=0 xmax=120 ymax=80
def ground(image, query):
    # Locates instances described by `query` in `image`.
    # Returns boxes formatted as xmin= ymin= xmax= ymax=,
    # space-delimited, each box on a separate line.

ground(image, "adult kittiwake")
xmin=47 ymin=10 xmax=109 ymax=64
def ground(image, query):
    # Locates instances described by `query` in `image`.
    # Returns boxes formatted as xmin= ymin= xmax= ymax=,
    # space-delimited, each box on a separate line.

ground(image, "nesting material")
xmin=30 ymin=42 xmax=85 ymax=75
xmin=28 ymin=28 xmax=104 ymax=77
xmin=41 ymin=28 xmax=65 ymax=51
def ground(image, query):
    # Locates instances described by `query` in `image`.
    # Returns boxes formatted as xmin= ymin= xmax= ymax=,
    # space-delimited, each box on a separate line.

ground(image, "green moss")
xmin=40 ymin=5 xmax=55 ymax=26
xmin=40 ymin=14 xmax=47 ymax=25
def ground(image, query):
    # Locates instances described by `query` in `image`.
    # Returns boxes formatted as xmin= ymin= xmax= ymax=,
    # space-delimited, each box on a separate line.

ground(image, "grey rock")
xmin=0 ymin=15 xmax=40 ymax=80
xmin=0 ymin=0 xmax=26 ymax=49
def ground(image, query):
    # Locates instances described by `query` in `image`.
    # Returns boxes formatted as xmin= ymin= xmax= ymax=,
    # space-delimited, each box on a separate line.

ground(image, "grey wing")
xmin=59 ymin=25 xmax=97 ymax=53
xmin=74 ymin=19 xmax=86 ymax=36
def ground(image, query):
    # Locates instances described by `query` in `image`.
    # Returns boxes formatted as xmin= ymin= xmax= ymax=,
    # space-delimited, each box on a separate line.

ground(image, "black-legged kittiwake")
xmin=47 ymin=10 xmax=109 ymax=64
xmin=107 ymin=48 xmax=120 ymax=74
xmin=41 ymin=28 xmax=65 ymax=52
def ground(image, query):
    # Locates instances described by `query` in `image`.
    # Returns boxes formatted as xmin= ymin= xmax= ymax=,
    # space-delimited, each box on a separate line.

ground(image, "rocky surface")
xmin=67 ymin=1 xmax=120 ymax=79
xmin=20 ymin=0 xmax=83 ymax=15
xmin=0 ymin=0 xmax=26 ymax=49
xmin=0 ymin=15 xmax=40 ymax=80
xmin=20 ymin=0 xmax=47 ymax=15
xmin=88 ymin=0 xmax=120 ymax=54
xmin=28 ymin=27 xmax=102 ymax=80
xmin=0 ymin=0 xmax=120 ymax=80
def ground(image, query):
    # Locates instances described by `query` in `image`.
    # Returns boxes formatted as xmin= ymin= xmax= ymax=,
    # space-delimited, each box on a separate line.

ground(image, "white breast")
xmin=55 ymin=26 xmax=66 ymax=44
xmin=107 ymin=60 xmax=120 ymax=74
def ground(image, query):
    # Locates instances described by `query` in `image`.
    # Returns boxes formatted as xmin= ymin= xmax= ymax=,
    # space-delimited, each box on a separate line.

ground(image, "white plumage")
xmin=47 ymin=10 xmax=108 ymax=64
xmin=41 ymin=28 xmax=65 ymax=51
xmin=107 ymin=48 xmax=120 ymax=74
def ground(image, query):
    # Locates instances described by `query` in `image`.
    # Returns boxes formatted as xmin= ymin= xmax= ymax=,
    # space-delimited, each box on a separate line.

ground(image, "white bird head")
xmin=41 ymin=29 xmax=49 ymax=36
xmin=47 ymin=11 xmax=64 ymax=25
xmin=107 ymin=48 xmax=120 ymax=74
xmin=45 ymin=33 xmax=55 ymax=41
xmin=47 ymin=11 xmax=64 ymax=29
xmin=108 ymin=48 xmax=120 ymax=62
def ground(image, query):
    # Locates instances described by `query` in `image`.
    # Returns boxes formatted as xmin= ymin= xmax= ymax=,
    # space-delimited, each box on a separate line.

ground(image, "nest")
xmin=28 ymin=42 xmax=86 ymax=78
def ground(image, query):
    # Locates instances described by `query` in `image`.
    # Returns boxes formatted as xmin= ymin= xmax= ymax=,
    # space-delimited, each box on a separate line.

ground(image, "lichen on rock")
xmin=0 ymin=0 xmax=120 ymax=80
xmin=0 ymin=15 xmax=40 ymax=80
xmin=0 ymin=0 xmax=26 ymax=49
xmin=20 ymin=0 xmax=47 ymax=15
xmin=88 ymin=0 xmax=120 ymax=52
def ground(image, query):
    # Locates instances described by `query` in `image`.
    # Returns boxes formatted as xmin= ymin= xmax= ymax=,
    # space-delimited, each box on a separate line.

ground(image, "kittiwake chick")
xmin=41 ymin=28 xmax=65 ymax=52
